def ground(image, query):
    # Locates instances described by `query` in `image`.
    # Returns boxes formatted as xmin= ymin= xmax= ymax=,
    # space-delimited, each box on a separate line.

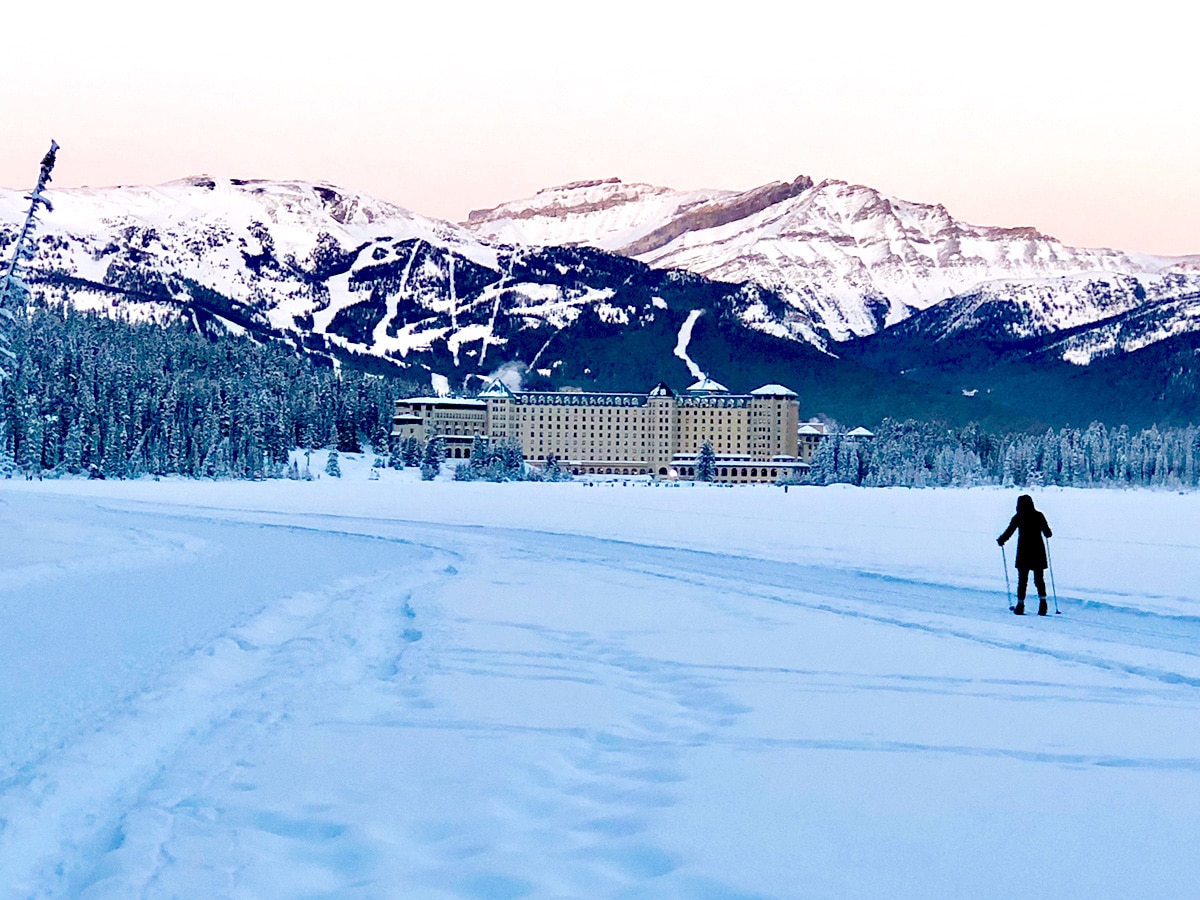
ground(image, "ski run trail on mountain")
xmin=3 ymin=466 xmax=1200 ymax=898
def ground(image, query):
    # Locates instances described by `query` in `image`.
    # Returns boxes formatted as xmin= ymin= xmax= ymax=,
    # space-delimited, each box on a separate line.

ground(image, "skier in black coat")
xmin=997 ymin=494 xmax=1053 ymax=615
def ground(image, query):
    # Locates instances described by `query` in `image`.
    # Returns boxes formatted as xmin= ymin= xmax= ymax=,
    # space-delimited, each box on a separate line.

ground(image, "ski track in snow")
xmin=2 ymin=483 xmax=1200 ymax=896
xmin=672 ymin=309 xmax=706 ymax=381
xmin=371 ymin=239 xmax=423 ymax=355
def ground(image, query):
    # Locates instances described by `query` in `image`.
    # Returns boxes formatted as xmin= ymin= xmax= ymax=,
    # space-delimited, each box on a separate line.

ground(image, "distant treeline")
xmin=0 ymin=302 xmax=420 ymax=479
xmin=4 ymin=302 xmax=1199 ymax=488
xmin=804 ymin=419 xmax=1200 ymax=489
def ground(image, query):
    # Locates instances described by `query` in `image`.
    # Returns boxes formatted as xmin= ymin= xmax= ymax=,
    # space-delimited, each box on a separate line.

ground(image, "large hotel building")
xmin=392 ymin=378 xmax=808 ymax=483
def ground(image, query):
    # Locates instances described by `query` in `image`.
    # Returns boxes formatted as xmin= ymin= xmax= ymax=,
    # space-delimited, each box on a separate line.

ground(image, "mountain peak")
xmin=537 ymin=177 xmax=624 ymax=194
xmin=462 ymin=172 xmax=1194 ymax=345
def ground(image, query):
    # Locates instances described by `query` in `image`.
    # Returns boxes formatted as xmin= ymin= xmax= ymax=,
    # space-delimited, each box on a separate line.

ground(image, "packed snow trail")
xmin=3 ymin=481 xmax=1200 ymax=897
xmin=0 ymin=492 xmax=456 ymax=895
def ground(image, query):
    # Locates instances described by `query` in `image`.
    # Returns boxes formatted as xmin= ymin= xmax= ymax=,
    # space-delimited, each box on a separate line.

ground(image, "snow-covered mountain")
xmin=465 ymin=177 xmax=1200 ymax=347
xmin=879 ymin=271 xmax=1200 ymax=361
xmin=6 ymin=172 xmax=1200 ymax=423
xmin=9 ymin=173 xmax=1199 ymax=367
xmin=0 ymin=176 xmax=786 ymax=393
xmin=0 ymin=175 xmax=498 ymax=350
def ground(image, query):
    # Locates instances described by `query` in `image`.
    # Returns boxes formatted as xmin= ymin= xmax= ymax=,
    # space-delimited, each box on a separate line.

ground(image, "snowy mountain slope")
xmin=9 ymin=174 xmax=1197 ymax=367
xmin=843 ymin=271 xmax=1200 ymax=425
xmin=465 ymin=177 xmax=1198 ymax=346
xmin=0 ymin=178 xmax=814 ymax=394
xmin=876 ymin=271 xmax=1200 ymax=351
xmin=464 ymin=177 xmax=739 ymax=252
xmin=0 ymin=176 xmax=502 ymax=352
xmin=1048 ymin=289 xmax=1200 ymax=365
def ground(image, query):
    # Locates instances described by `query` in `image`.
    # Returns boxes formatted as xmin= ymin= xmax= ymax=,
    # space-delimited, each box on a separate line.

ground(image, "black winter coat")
xmin=999 ymin=508 xmax=1052 ymax=571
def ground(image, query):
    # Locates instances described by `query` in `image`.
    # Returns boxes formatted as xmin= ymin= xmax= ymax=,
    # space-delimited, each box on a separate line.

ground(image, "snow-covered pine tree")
xmin=696 ymin=441 xmax=716 ymax=482
xmin=325 ymin=449 xmax=342 ymax=478
xmin=806 ymin=428 xmax=838 ymax=485
xmin=18 ymin=407 xmax=44 ymax=477
xmin=370 ymin=415 xmax=390 ymax=456
xmin=500 ymin=439 xmax=524 ymax=477
xmin=337 ymin=419 xmax=361 ymax=454
xmin=420 ymin=430 xmax=443 ymax=480
xmin=469 ymin=434 xmax=491 ymax=471
xmin=543 ymin=452 xmax=569 ymax=481
xmin=63 ymin=418 xmax=84 ymax=474
xmin=0 ymin=140 xmax=58 ymax=382
xmin=403 ymin=436 xmax=421 ymax=467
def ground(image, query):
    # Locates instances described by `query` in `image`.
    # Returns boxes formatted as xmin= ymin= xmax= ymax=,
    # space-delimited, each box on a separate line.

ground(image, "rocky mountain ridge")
xmin=465 ymin=176 xmax=1199 ymax=347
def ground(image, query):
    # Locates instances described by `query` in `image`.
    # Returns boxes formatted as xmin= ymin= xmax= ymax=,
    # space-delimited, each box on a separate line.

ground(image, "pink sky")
xmin=4 ymin=1 xmax=1197 ymax=255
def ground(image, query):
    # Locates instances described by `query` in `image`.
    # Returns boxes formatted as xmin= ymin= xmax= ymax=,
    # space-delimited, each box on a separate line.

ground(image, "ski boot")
xmin=1013 ymin=601 xmax=1025 ymax=615
xmin=1038 ymin=597 xmax=1048 ymax=616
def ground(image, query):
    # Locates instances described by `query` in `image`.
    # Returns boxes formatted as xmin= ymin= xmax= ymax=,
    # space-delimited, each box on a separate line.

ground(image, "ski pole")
xmin=1046 ymin=538 xmax=1060 ymax=614
xmin=1001 ymin=544 xmax=1013 ymax=611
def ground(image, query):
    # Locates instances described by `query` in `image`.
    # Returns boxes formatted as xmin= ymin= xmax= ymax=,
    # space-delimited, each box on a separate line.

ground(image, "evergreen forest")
xmin=3 ymin=300 xmax=1199 ymax=490
xmin=0 ymin=302 xmax=419 ymax=479
xmin=802 ymin=419 xmax=1200 ymax=489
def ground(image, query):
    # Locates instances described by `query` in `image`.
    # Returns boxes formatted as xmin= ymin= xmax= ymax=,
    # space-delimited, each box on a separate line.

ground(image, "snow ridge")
xmin=464 ymin=176 xmax=1199 ymax=352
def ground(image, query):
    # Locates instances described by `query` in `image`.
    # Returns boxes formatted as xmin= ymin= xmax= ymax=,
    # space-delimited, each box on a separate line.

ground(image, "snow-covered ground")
xmin=3 ymin=461 xmax=1200 ymax=897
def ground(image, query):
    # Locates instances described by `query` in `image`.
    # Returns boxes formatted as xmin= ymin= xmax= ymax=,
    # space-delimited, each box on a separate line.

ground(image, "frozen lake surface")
xmin=2 ymin=468 xmax=1200 ymax=897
